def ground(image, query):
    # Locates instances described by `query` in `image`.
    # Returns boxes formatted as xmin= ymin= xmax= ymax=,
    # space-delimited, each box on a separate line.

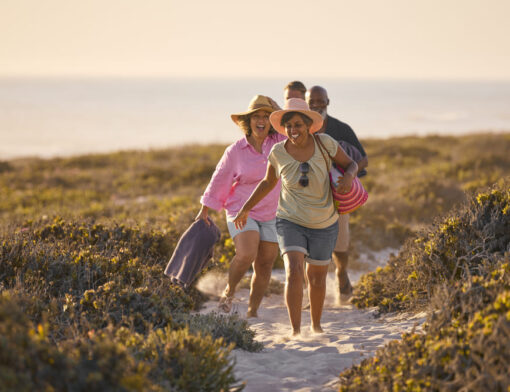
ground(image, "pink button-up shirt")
xmin=201 ymin=133 xmax=286 ymax=221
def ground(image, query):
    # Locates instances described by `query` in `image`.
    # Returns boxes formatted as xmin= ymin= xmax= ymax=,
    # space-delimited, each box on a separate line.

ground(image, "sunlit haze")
xmin=1 ymin=0 xmax=509 ymax=80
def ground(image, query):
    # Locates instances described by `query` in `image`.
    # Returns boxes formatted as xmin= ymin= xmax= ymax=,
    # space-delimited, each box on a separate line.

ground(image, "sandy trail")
xmin=197 ymin=259 xmax=425 ymax=392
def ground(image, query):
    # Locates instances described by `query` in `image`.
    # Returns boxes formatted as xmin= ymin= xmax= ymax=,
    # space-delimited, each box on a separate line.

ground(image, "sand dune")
xmin=197 ymin=269 xmax=426 ymax=392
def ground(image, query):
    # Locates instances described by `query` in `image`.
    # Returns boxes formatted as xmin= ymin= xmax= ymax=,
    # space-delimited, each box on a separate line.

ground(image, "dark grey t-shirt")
xmin=324 ymin=114 xmax=367 ymax=177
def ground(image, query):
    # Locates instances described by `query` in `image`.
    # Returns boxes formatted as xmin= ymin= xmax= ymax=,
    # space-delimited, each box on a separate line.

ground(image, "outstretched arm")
xmin=233 ymin=163 xmax=279 ymax=229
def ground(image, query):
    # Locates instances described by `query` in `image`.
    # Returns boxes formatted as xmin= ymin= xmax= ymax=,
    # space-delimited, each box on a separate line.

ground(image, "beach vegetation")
xmin=340 ymin=182 xmax=510 ymax=391
xmin=1 ymin=133 xmax=509 ymax=390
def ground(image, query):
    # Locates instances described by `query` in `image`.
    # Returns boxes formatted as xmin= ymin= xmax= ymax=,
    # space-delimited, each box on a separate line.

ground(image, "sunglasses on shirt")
xmin=299 ymin=162 xmax=309 ymax=187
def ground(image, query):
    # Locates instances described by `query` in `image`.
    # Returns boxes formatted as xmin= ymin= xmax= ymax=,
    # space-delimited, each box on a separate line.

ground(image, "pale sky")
xmin=1 ymin=0 xmax=509 ymax=80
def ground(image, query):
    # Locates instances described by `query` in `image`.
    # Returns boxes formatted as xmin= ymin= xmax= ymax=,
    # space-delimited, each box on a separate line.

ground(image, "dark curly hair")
xmin=280 ymin=112 xmax=313 ymax=129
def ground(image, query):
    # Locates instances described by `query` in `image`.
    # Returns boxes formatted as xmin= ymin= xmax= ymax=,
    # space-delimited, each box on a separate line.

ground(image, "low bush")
xmin=353 ymin=182 xmax=510 ymax=313
xmin=178 ymin=312 xmax=264 ymax=352
xmin=0 ymin=293 xmax=243 ymax=392
xmin=339 ymin=257 xmax=510 ymax=391
xmin=340 ymin=182 xmax=510 ymax=391
xmin=0 ymin=217 xmax=261 ymax=390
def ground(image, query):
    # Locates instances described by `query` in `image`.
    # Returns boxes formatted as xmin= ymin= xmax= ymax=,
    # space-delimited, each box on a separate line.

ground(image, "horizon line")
xmin=1 ymin=74 xmax=510 ymax=83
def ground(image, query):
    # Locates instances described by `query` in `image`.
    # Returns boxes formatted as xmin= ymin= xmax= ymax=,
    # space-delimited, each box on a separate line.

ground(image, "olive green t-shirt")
xmin=268 ymin=133 xmax=339 ymax=229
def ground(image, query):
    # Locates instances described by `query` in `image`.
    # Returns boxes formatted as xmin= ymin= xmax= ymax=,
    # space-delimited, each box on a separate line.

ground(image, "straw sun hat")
xmin=269 ymin=98 xmax=323 ymax=135
xmin=230 ymin=95 xmax=276 ymax=125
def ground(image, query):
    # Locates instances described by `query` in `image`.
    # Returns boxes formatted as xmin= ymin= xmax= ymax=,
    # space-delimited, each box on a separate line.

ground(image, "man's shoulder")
xmin=326 ymin=115 xmax=353 ymax=132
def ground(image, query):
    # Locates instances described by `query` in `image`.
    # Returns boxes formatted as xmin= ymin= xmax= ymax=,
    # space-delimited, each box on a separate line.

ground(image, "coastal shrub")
xmin=0 ymin=215 xmax=261 ymax=390
xmin=0 ymin=160 xmax=12 ymax=173
xmin=0 ymin=293 xmax=243 ymax=392
xmin=340 ymin=182 xmax=510 ymax=391
xmin=0 ymin=293 xmax=153 ymax=392
xmin=177 ymin=312 xmax=263 ymax=352
xmin=339 ymin=256 xmax=510 ymax=391
xmin=2 ymin=134 xmax=509 ymax=254
xmin=352 ymin=181 xmax=510 ymax=313
xmin=128 ymin=327 xmax=242 ymax=392
xmin=0 ymin=217 xmax=195 ymax=329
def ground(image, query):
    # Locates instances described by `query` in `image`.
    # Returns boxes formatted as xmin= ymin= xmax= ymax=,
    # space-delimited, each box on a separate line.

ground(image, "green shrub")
xmin=340 ymin=182 xmax=510 ymax=391
xmin=0 ymin=293 xmax=154 ymax=392
xmin=353 ymin=181 xmax=510 ymax=313
xmin=0 ymin=292 xmax=244 ymax=391
xmin=339 ymin=258 xmax=510 ymax=392
xmin=117 ymin=326 xmax=243 ymax=391
xmin=178 ymin=312 xmax=263 ymax=352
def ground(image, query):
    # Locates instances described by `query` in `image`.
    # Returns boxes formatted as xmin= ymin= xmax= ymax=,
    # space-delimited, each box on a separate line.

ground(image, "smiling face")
xmin=249 ymin=110 xmax=271 ymax=140
xmin=283 ymin=113 xmax=311 ymax=145
xmin=306 ymin=87 xmax=329 ymax=120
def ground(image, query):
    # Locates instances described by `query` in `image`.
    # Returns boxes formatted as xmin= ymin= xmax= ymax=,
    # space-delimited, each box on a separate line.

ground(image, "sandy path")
xmin=197 ymin=267 xmax=425 ymax=392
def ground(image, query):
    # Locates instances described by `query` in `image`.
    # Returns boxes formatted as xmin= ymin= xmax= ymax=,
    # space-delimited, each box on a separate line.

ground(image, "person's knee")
xmin=286 ymin=265 xmax=303 ymax=284
xmin=252 ymin=260 xmax=273 ymax=280
xmin=234 ymin=249 xmax=257 ymax=265
xmin=307 ymin=273 xmax=326 ymax=288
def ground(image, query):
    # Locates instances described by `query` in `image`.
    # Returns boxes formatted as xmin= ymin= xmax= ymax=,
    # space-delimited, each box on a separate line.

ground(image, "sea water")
xmin=1 ymin=77 xmax=509 ymax=159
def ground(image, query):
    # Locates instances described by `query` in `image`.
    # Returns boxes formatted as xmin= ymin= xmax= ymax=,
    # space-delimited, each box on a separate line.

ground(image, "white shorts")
xmin=226 ymin=216 xmax=278 ymax=243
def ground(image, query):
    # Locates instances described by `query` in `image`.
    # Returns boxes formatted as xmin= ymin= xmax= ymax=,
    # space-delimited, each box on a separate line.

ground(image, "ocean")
xmin=1 ymin=77 xmax=509 ymax=159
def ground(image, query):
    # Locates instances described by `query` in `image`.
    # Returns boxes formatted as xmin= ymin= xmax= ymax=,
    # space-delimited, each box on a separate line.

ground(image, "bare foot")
xmin=218 ymin=294 xmax=234 ymax=313
xmin=340 ymin=292 xmax=353 ymax=305
xmin=310 ymin=325 xmax=324 ymax=334
xmin=276 ymin=330 xmax=301 ymax=343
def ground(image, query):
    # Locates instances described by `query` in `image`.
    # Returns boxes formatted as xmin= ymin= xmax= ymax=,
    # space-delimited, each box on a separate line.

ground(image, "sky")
xmin=1 ymin=0 xmax=510 ymax=80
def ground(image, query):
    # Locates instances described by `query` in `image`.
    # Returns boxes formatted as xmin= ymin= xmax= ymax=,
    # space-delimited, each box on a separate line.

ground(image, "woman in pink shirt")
xmin=196 ymin=95 xmax=285 ymax=317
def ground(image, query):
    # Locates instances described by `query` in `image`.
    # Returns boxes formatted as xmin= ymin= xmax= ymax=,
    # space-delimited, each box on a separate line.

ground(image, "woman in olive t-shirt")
xmin=234 ymin=98 xmax=358 ymax=337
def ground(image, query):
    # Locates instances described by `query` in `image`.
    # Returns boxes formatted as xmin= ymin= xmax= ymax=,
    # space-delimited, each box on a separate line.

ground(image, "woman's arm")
xmin=332 ymin=146 xmax=358 ymax=194
xmin=200 ymin=146 xmax=236 ymax=211
xmin=233 ymin=163 xmax=279 ymax=229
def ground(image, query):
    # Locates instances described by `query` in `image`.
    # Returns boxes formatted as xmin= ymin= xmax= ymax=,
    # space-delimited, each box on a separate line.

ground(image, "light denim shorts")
xmin=227 ymin=216 xmax=278 ymax=243
xmin=275 ymin=217 xmax=339 ymax=266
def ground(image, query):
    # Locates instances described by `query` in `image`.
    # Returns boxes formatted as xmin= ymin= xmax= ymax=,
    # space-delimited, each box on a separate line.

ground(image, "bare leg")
xmin=332 ymin=251 xmax=353 ymax=303
xmin=333 ymin=214 xmax=352 ymax=303
xmin=223 ymin=231 xmax=259 ymax=298
xmin=246 ymin=241 xmax=278 ymax=317
xmin=283 ymin=251 xmax=305 ymax=336
xmin=306 ymin=263 xmax=329 ymax=333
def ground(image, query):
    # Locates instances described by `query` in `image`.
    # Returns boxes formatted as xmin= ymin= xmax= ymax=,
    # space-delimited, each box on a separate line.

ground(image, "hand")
xmin=233 ymin=209 xmax=249 ymax=230
xmin=195 ymin=205 xmax=211 ymax=225
xmin=336 ymin=174 xmax=353 ymax=194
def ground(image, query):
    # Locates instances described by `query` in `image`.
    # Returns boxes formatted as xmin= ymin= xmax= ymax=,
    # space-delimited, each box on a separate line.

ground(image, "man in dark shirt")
xmin=306 ymin=85 xmax=368 ymax=304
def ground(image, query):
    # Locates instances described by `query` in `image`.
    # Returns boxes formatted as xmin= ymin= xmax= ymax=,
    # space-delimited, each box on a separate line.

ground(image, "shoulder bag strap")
xmin=314 ymin=134 xmax=332 ymax=170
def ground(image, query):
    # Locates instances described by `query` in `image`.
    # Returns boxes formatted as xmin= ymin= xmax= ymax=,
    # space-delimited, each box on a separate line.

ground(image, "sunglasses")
xmin=299 ymin=162 xmax=309 ymax=187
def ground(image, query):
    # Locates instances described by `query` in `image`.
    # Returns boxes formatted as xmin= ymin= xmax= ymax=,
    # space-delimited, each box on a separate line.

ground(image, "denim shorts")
xmin=227 ymin=217 xmax=278 ymax=243
xmin=275 ymin=218 xmax=339 ymax=266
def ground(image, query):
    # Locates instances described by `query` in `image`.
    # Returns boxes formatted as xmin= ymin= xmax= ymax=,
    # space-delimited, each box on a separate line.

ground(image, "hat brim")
xmin=269 ymin=109 xmax=324 ymax=135
xmin=231 ymin=107 xmax=275 ymax=125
